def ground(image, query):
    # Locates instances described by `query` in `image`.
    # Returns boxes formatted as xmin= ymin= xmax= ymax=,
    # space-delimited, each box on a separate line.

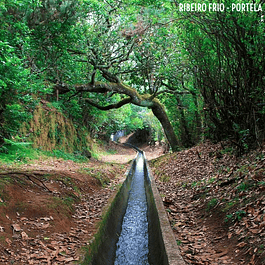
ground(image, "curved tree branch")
xmin=101 ymin=68 xmax=120 ymax=83
xmin=83 ymin=97 xmax=132 ymax=110
xmin=157 ymin=89 xmax=191 ymax=96
xmin=160 ymin=81 xmax=195 ymax=95
xmin=53 ymin=80 xmax=179 ymax=151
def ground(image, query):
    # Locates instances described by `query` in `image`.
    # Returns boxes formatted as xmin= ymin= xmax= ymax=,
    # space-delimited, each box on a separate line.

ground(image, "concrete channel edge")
xmin=86 ymin=151 xmax=186 ymax=264
xmin=143 ymin=152 xmax=186 ymax=265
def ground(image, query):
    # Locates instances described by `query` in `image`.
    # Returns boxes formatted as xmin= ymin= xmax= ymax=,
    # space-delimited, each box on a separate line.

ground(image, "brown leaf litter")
xmin=150 ymin=141 xmax=265 ymax=265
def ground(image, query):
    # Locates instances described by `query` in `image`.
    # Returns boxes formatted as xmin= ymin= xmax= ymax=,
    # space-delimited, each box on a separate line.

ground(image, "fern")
xmin=3 ymin=138 xmax=32 ymax=146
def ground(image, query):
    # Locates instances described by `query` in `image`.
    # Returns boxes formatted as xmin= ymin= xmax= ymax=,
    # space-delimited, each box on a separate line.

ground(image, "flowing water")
xmin=114 ymin=153 xmax=149 ymax=265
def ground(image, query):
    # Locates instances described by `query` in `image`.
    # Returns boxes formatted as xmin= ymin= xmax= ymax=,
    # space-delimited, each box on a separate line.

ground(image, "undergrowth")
xmin=0 ymin=138 xmax=101 ymax=165
xmin=0 ymin=139 xmax=41 ymax=164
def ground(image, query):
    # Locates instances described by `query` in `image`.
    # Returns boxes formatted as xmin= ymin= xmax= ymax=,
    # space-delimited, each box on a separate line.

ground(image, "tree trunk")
xmin=176 ymin=95 xmax=193 ymax=147
xmin=151 ymin=100 xmax=179 ymax=152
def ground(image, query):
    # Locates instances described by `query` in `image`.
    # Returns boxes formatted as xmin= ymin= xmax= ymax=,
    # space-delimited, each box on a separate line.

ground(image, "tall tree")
xmin=175 ymin=0 xmax=265 ymax=150
xmin=4 ymin=0 xmax=263 ymax=153
xmin=48 ymin=0 xmax=186 ymax=151
xmin=0 ymin=0 xmax=202 ymax=151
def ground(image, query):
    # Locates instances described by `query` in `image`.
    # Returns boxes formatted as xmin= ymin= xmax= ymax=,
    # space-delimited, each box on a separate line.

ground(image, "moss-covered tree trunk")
xmin=151 ymin=101 xmax=179 ymax=152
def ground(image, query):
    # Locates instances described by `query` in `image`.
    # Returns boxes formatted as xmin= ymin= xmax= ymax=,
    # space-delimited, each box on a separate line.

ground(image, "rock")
xmin=5 ymin=238 xmax=12 ymax=246
xmin=11 ymin=224 xmax=22 ymax=232
xmin=21 ymin=231 xmax=29 ymax=240
xmin=40 ymin=217 xmax=51 ymax=221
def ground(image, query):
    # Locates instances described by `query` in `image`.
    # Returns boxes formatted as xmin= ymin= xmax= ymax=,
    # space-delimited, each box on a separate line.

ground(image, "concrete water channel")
xmin=115 ymin=153 xmax=149 ymax=264
xmin=87 ymin=150 xmax=185 ymax=265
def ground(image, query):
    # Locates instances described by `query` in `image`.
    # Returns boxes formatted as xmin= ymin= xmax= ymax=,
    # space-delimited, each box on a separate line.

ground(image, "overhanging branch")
xmin=155 ymin=89 xmax=191 ymax=96
xmin=160 ymin=81 xmax=194 ymax=96
xmin=84 ymin=97 xmax=132 ymax=110
xmin=67 ymin=49 xmax=87 ymax=56
xmin=54 ymin=81 xmax=154 ymax=107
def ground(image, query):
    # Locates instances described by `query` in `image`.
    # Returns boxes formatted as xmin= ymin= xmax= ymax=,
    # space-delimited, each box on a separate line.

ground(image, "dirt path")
xmin=0 ymin=140 xmax=164 ymax=264
xmin=100 ymin=138 xmax=165 ymax=163
xmin=0 ymin=156 xmax=128 ymax=264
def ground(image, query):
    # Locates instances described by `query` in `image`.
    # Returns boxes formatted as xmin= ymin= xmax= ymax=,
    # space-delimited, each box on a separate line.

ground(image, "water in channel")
xmin=114 ymin=153 xmax=149 ymax=265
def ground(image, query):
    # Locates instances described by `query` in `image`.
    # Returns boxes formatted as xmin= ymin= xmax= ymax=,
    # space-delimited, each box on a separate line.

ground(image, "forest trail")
xmin=0 ymin=141 xmax=264 ymax=264
xmin=0 ymin=156 xmax=128 ymax=264
xmin=0 ymin=140 xmax=164 ymax=264
xmin=100 ymin=134 xmax=165 ymax=163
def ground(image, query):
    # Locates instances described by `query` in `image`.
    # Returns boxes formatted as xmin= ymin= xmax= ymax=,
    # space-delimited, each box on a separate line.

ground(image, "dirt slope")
xmin=0 ymin=157 xmax=128 ymax=264
xmin=150 ymin=141 xmax=265 ymax=265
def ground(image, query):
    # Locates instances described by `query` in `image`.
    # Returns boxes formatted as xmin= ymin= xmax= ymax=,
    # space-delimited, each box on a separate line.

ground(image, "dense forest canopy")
xmin=0 ymin=0 xmax=264 ymax=153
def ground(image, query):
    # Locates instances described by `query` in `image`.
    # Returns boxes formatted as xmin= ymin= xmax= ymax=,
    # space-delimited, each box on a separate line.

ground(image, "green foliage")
xmin=0 ymin=138 xmax=40 ymax=164
xmin=177 ymin=2 xmax=265 ymax=148
xmin=225 ymin=210 xmax=246 ymax=223
xmin=79 ymin=98 xmax=162 ymax=142
xmin=159 ymin=174 xmax=170 ymax=182
xmin=236 ymin=182 xmax=252 ymax=192
xmin=0 ymin=137 xmax=90 ymax=165
xmin=3 ymin=104 xmax=32 ymax=135
xmin=176 ymin=240 xmax=182 ymax=246
xmin=206 ymin=198 xmax=218 ymax=211
xmin=222 ymin=198 xmax=240 ymax=213
xmin=258 ymin=181 xmax=265 ymax=187
xmin=0 ymin=0 xmax=53 ymax=141
xmin=1 ymin=0 xmax=264 ymax=154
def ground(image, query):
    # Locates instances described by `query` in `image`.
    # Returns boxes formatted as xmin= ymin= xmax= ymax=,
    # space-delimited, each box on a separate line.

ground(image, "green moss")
xmin=19 ymin=102 xmax=94 ymax=154
xmin=206 ymin=198 xmax=218 ymax=211
xmin=159 ymin=174 xmax=171 ymax=182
